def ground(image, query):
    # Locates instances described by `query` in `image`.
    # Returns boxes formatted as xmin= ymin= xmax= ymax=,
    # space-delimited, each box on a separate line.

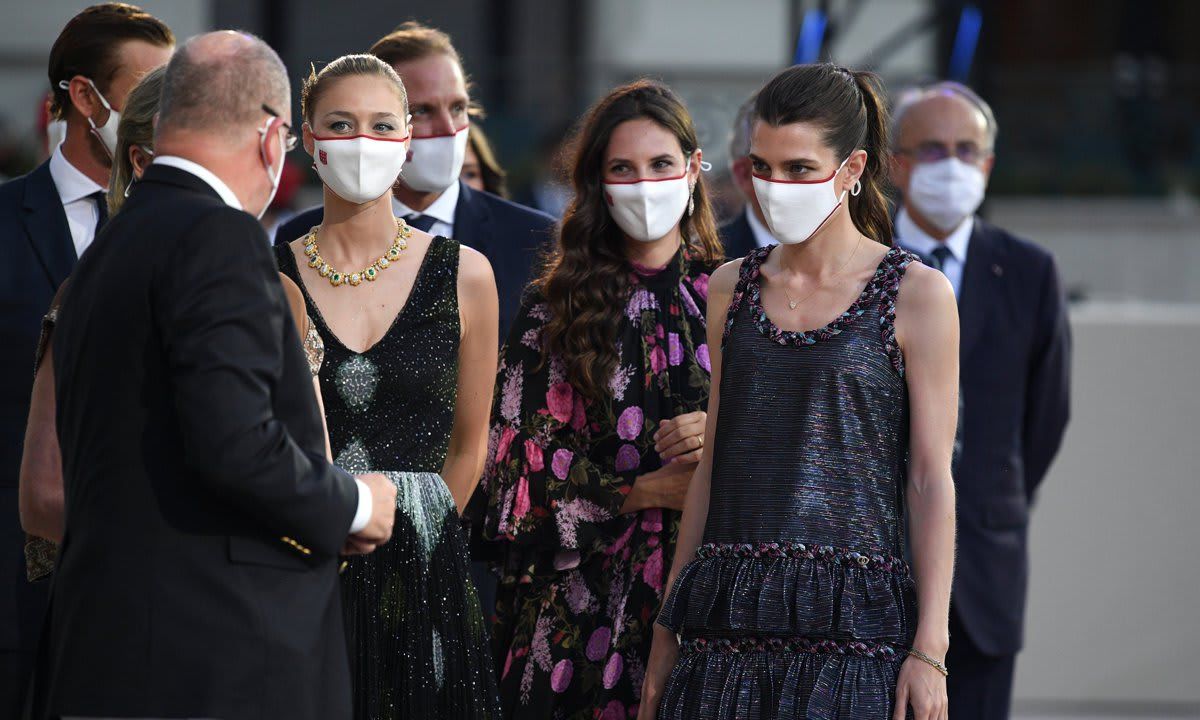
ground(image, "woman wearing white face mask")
xmin=640 ymin=64 xmax=959 ymax=720
xmin=479 ymin=79 xmax=724 ymax=719
xmin=275 ymin=54 xmax=502 ymax=719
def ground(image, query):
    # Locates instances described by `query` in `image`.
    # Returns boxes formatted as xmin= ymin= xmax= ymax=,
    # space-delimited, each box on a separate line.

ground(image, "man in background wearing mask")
xmin=30 ymin=31 xmax=397 ymax=720
xmin=0 ymin=5 xmax=172 ymax=712
xmin=890 ymin=82 xmax=1071 ymax=720
xmin=276 ymin=22 xmax=555 ymax=342
xmin=719 ymin=95 xmax=776 ymax=258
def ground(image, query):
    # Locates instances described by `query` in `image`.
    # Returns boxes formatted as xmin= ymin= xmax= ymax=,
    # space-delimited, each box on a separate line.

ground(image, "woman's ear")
xmin=302 ymin=121 xmax=315 ymax=157
xmin=845 ymin=148 xmax=869 ymax=195
xmin=688 ymin=148 xmax=704 ymax=189
xmin=130 ymin=145 xmax=152 ymax=179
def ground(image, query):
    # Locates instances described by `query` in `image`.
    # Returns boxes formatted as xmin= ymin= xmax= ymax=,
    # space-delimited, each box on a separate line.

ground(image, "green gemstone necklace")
xmin=303 ymin=217 xmax=411 ymax=287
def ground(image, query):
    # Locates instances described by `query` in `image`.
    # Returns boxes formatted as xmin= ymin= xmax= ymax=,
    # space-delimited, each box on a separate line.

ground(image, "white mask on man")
xmin=752 ymin=156 xmax=850 ymax=245
xmin=312 ymin=133 xmax=410 ymax=204
xmin=603 ymin=159 xmax=695 ymax=243
xmin=401 ymin=124 xmax=469 ymax=192
xmin=58 ymin=78 xmax=119 ymax=159
xmin=906 ymin=157 xmax=987 ymax=232
xmin=256 ymin=116 xmax=286 ymax=220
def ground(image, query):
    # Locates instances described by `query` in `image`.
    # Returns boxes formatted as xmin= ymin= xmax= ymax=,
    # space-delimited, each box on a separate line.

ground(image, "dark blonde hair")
xmin=108 ymin=64 xmax=164 ymax=214
xmin=538 ymin=79 xmax=724 ymax=401
xmin=467 ymin=124 xmax=508 ymax=198
xmin=301 ymin=53 xmax=408 ymax=125
xmin=370 ymin=21 xmax=464 ymax=71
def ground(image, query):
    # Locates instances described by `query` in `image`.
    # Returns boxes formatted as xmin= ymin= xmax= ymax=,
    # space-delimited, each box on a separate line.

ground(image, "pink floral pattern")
xmin=481 ymin=247 xmax=715 ymax=717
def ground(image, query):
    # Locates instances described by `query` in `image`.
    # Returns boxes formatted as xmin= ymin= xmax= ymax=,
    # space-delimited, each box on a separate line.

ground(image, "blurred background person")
xmin=277 ymin=54 xmax=501 ymax=718
xmin=481 ymin=79 xmax=723 ymax=719
xmin=462 ymin=123 xmax=510 ymax=198
xmin=0 ymin=4 xmax=172 ymax=713
xmin=718 ymin=94 xmax=777 ymax=259
xmin=890 ymin=81 xmax=1071 ymax=720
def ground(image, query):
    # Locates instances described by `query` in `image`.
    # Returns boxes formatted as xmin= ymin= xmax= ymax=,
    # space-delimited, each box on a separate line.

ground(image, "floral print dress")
xmin=480 ymin=247 xmax=715 ymax=719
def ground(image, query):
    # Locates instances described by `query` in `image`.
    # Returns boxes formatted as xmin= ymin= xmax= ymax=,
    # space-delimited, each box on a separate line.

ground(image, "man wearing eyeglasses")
xmin=890 ymin=82 xmax=1072 ymax=720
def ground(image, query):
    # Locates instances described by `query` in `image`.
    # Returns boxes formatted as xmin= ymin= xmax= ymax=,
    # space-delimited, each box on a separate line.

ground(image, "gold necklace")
xmin=779 ymin=235 xmax=865 ymax=310
xmin=304 ymin=217 xmax=411 ymax=287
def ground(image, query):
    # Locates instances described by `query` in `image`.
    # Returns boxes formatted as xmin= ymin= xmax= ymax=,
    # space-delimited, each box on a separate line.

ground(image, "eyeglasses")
xmin=261 ymin=103 xmax=298 ymax=152
xmin=896 ymin=141 xmax=990 ymax=165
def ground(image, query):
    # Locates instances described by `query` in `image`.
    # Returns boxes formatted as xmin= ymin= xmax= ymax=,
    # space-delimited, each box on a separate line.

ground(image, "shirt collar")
xmin=391 ymin=179 xmax=460 ymax=227
xmin=744 ymin=205 xmax=777 ymax=248
xmin=896 ymin=206 xmax=972 ymax=262
xmin=48 ymin=145 xmax=105 ymax=205
xmin=151 ymin=156 xmax=243 ymax=211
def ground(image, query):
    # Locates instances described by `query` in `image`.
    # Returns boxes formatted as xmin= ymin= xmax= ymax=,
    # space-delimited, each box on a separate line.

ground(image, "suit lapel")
xmin=957 ymin=219 xmax=1003 ymax=359
xmin=22 ymin=161 xmax=75 ymax=288
xmin=452 ymin=180 xmax=492 ymax=252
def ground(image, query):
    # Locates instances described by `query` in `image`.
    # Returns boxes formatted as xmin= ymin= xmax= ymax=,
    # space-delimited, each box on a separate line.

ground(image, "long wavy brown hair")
xmin=537 ymin=79 xmax=724 ymax=401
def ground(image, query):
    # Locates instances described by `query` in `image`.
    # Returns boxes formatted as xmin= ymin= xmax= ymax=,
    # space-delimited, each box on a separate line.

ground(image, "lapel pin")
xmin=992 ymin=264 xmax=1004 ymax=277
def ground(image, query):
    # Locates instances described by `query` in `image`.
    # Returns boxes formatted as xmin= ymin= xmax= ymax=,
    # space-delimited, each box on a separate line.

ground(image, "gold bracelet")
xmin=908 ymin=648 xmax=949 ymax=677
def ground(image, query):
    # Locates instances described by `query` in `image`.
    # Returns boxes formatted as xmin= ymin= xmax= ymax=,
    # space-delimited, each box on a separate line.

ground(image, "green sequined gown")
xmin=276 ymin=236 xmax=500 ymax=719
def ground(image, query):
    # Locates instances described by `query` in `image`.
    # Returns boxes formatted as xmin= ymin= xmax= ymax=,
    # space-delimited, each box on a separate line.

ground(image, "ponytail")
xmin=755 ymin=63 xmax=896 ymax=245
xmin=849 ymin=70 xmax=894 ymax=245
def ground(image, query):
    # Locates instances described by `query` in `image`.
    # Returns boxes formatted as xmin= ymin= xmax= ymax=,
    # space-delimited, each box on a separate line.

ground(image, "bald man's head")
xmin=158 ymin=31 xmax=289 ymax=141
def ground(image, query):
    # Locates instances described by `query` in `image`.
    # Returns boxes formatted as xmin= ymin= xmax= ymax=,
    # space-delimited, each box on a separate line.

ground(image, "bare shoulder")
xmin=897 ymin=261 xmax=956 ymax=314
xmin=457 ymin=244 xmax=496 ymax=291
xmin=708 ymin=258 xmax=744 ymax=298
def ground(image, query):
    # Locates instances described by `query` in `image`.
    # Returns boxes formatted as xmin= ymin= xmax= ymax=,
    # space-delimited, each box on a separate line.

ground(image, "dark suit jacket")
xmin=718 ymin=209 xmax=760 ymax=260
xmin=902 ymin=215 xmax=1071 ymax=657
xmin=30 ymin=164 xmax=358 ymax=720
xmin=0 ymin=161 xmax=69 ymax=665
xmin=275 ymin=180 xmax=556 ymax=340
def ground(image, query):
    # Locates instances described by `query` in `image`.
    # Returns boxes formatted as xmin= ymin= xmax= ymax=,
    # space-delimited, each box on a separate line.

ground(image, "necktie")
xmin=405 ymin=213 xmax=438 ymax=234
xmin=927 ymin=245 xmax=953 ymax=273
xmin=89 ymin=190 xmax=109 ymax=235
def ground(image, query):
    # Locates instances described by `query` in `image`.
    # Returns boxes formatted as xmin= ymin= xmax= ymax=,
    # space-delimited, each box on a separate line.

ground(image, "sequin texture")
xmin=656 ymin=245 xmax=921 ymax=719
xmin=277 ymin=236 xmax=500 ymax=719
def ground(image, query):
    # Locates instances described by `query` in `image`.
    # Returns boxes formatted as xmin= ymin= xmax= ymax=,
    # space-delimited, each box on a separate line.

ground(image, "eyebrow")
xmin=748 ymin=152 xmax=819 ymax=166
xmin=322 ymin=110 xmax=401 ymax=120
xmin=607 ymin=154 xmax=678 ymax=165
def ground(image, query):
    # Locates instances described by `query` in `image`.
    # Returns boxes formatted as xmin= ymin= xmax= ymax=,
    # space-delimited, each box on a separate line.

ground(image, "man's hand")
xmin=348 ymin=472 xmax=396 ymax=553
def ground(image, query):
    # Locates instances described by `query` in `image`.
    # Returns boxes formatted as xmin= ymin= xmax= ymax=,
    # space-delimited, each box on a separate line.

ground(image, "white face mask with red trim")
xmin=400 ymin=124 xmax=469 ymax=193
xmin=752 ymin=155 xmax=852 ymax=245
xmin=312 ymin=132 xmax=410 ymax=205
xmin=603 ymin=157 xmax=701 ymax=243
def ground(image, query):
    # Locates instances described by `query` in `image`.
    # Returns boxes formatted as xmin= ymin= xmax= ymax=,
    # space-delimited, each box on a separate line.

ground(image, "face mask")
xmin=256 ymin=117 xmax=285 ymax=220
xmin=400 ymin=124 xmax=469 ymax=192
xmin=59 ymin=78 xmax=119 ymax=160
xmin=907 ymin=157 xmax=986 ymax=232
xmin=46 ymin=119 xmax=67 ymax=152
xmin=312 ymin=133 xmax=410 ymax=204
xmin=752 ymin=156 xmax=850 ymax=245
xmin=603 ymin=159 xmax=694 ymax=243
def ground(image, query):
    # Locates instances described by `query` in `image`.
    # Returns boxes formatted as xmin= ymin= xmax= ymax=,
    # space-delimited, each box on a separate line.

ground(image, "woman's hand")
xmin=653 ymin=411 xmax=707 ymax=464
xmin=622 ymin=461 xmax=698 ymax=514
xmin=637 ymin=624 xmax=681 ymax=720
xmin=893 ymin=653 xmax=948 ymax=720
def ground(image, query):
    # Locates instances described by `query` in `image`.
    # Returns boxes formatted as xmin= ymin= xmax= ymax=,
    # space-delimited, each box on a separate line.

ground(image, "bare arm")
xmin=441 ymin=246 xmax=500 ymax=514
xmin=18 ymin=347 xmax=64 ymax=543
xmin=638 ymin=259 xmax=739 ymax=720
xmin=892 ymin=263 xmax=958 ymax=720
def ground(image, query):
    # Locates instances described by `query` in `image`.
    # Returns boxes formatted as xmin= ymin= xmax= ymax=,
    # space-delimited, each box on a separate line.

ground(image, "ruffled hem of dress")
xmin=656 ymin=547 xmax=916 ymax=643
xmin=658 ymin=645 xmax=905 ymax=720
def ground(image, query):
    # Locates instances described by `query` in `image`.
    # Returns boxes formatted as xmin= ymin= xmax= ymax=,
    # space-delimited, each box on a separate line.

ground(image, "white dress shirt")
xmin=392 ymin=179 xmax=459 ymax=238
xmin=152 ymin=156 xmax=373 ymax=535
xmin=895 ymin=206 xmax=973 ymax=299
xmin=48 ymin=145 xmax=105 ymax=258
xmin=744 ymin=205 xmax=778 ymax=248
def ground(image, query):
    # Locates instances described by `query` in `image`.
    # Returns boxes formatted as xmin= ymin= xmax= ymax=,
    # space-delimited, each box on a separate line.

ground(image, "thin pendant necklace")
xmin=779 ymin=234 xmax=865 ymax=310
xmin=304 ymin=217 xmax=412 ymax=287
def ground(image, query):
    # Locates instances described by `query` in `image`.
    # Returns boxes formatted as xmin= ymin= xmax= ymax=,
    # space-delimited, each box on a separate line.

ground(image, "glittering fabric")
xmin=303 ymin=317 xmax=324 ymax=376
xmin=277 ymin=236 xmax=501 ymax=719
xmin=480 ymin=247 xmax=717 ymax=719
xmin=656 ymin=245 xmax=920 ymax=719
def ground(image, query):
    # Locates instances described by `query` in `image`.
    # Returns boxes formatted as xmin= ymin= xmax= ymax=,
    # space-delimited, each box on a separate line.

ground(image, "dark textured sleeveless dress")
xmin=656 ymin=245 xmax=920 ymax=719
xmin=276 ymin=235 xmax=501 ymax=720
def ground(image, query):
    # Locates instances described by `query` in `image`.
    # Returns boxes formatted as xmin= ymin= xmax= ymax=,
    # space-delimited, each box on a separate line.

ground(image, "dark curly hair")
xmin=537 ymin=79 xmax=724 ymax=401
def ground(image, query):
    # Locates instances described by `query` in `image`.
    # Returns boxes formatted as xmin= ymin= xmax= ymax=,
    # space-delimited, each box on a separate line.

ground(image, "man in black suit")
xmin=0 ymin=5 xmax=173 ymax=712
xmin=29 ymin=32 xmax=397 ymax=720
xmin=718 ymin=95 xmax=776 ymax=259
xmin=891 ymin=82 xmax=1071 ymax=720
xmin=275 ymin=22 xmax=555 ymax=343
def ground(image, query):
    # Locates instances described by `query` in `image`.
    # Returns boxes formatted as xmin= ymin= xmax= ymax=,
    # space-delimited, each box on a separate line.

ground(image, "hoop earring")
xmin=850 ymin=180 xmax=862 ymax=197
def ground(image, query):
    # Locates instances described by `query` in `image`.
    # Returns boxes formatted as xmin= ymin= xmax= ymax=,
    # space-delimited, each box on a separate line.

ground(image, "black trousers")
xmin=947 ymin=609 xmax=1016 ymax=720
